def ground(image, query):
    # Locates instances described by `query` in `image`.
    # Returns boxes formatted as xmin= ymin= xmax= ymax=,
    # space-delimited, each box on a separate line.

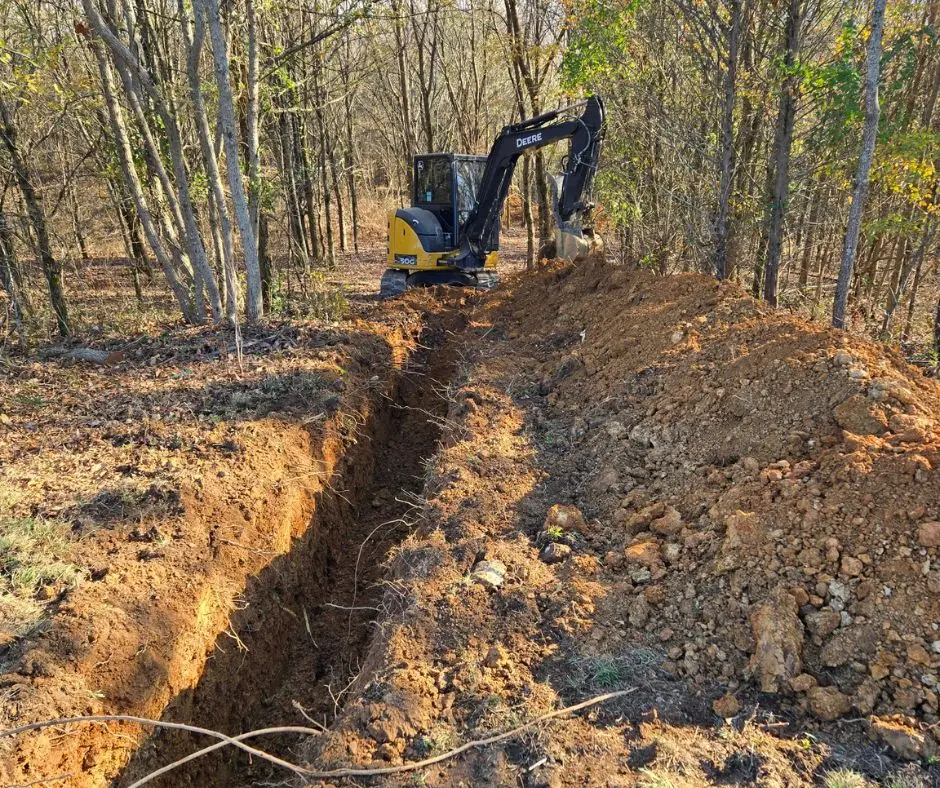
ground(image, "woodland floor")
xmin=2 ymin=233 xmax=940 ymax=787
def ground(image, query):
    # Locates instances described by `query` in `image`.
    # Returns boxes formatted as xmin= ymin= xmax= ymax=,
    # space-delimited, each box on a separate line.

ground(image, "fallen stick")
xmin=0 ymin=716 xmax=317 ymax=777
xmin=43 ymin=346 xmax=125 ymax=365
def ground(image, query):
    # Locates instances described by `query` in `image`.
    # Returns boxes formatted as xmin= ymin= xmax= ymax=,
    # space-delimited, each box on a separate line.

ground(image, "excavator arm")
xmin=452 ymin=95 xmax=605 ymax=271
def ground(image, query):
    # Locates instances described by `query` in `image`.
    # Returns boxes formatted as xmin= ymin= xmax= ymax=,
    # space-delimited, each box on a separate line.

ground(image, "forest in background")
xmin=0 ymin=0 xmax=937 ymax=357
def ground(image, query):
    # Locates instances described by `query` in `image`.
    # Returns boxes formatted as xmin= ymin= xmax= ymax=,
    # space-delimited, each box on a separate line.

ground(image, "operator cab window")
xmin=414 ymin=158 xmax=452 ymax=206
xmin=455 ymin=159 xmax=485 ymax=225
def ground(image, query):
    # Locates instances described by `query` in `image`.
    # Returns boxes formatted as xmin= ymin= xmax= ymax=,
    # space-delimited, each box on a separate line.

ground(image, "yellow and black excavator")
xmin=380 ymin=95 xmax=605 ymax=297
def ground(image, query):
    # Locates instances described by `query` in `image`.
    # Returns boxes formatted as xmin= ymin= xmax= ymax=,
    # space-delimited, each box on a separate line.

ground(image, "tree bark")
xmin=881 ymin=216 xmax=936 ymax=336
xmin=0 ymin=207 xmax=25 ymax=339
xmin=763 ymin=0 xmax=801 ymax=306
xmin=82 ymin=18 xmax=198 ymax=324
xmin=714 ymin=0 xmax=742 ymax=281
xmin=200 ymin=0 xmax=263 ymax=321
xmin=0 ymin=98 xmax=70 ymax=337
xmin=185 ymin=0 xmax=239 ymax=323
xmin=832 ymin=0 xmax=886 ymax=329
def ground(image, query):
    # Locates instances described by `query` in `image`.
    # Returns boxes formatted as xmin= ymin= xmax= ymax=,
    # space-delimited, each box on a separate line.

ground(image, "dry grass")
xmin=824 ymin=768 xmax=873 ymax=788
xmin=0 ymin=517 xmax=84 ymax=637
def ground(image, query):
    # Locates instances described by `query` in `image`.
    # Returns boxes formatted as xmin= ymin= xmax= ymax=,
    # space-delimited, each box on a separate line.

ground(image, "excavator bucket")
xmin=549 ymin=176 xmax=602 ymax=262
xmin=556 ymin=222 xmax=592 ymax=262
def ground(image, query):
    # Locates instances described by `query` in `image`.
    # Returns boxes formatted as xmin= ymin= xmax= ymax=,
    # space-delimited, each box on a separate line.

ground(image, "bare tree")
xmin=0 ymin=98 xmax=69 ymax=336
xmin=199 ymin=0 xmax=263 ymax=321
xmin=832 ymin=0 xmax=887 ymax=329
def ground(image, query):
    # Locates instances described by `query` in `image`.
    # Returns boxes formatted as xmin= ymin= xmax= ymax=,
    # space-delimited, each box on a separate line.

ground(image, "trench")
xmin=116 ymin=315 xmax=462 ymax=787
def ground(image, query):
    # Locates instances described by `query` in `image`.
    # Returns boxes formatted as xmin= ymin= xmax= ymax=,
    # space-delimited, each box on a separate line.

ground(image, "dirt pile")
xmin=308 ymin=256 xmax=940 ymax=785
xmin=502 ymin=258 xmax=940 ymax=726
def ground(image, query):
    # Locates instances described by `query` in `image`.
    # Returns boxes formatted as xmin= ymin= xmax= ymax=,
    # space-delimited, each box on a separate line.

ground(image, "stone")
xmin=624 ymin=541 xmax=661 ymax=568
xmin=917 ymin=522 xmax=940 ymax=548
xmin=661 ymin=542 xmax=681 ymax=564
xmin=539 ymin=542 xmax=572 ymax=565
xmin=833 ymin=351 xmax=854 ymax=367
xmin=869 ymin=716 xmax=936 ymax=761
xmin=807 ymin=686 xmax=852 ymax=721
xmin=544 ymin=504 xmax=587 ymax=534
xmin=804 ymin=609 xmax=841 ymax=639
xmin=746 ymin=588 xmax=804 ymax=693
xmin=625 ymin=502 xmax=666 ymax=535
xmin=907 ymin=644 xmax=931 ymax=666
xmin=870 ymin=650 xmax=898 ymax=681
xmin=716 ymin=511 xmax=763 ymax=573
xmin=484 ymin=644 xmax=509 ymax=668
xmin=591 ymin=466 xmax=620 ymax=494
xmin=833 ymin=394 xmax=888 ymax=435
xmin=471 ymin=560 xmax=506 ymax=589
xmin=854 ymin=678 xmax=882 ymax=715
xmin=629 ymin=595 xmax=650 ymax=628
xmin=789 ymin=673 xmax=818 ymax=693
xmin=821 ymin=627 xmax=878 ymax=668
xmin=712 ymin=693 xmax=740 ymax=718
xmin=650 ymin=507 xmax=683 ymax=536
xmin=841 ymin=556 xmax=864 ymax=577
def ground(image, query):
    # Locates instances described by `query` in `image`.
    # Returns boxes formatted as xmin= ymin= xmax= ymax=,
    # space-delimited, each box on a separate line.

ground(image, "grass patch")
xmin=0 ymin=517 xmax=85 ymax=638
xmin=824 ymin=770 xmax=871 ymax=788
xmin=565 ymin=649 xmax=662 ymax=693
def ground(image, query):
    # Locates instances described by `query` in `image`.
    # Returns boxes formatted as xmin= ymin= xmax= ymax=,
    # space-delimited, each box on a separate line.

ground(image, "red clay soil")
xmin=0 ymin=296 xmax=461 ymax=786
xmin=307 ymin=257 xmax=940 ymax=786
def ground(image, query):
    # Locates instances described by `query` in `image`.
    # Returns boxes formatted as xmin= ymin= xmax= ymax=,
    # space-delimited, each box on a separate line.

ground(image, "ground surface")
xmin=1 ymin=246 xmax=939 ymax=787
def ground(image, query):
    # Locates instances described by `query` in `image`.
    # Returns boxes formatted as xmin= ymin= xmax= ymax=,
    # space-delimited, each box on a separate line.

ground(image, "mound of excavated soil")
xmin=507 ymin=257 xmax=940 ymax=722
xmin=308 ymin=256 xmax=940 ymax=785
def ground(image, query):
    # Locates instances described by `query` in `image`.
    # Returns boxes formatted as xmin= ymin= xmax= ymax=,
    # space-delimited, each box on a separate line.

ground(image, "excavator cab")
xmin=410 ymin=154 xmax=499 ymax=255
xmin=381 ymin=95 xmax=605 ymax=298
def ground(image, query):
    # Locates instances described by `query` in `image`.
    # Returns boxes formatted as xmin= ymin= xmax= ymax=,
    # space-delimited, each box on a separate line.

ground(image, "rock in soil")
xmin=869 ymin=716 xmax=936 ymax=761
xmin=747 ymin=588 xmax=804 ymax=693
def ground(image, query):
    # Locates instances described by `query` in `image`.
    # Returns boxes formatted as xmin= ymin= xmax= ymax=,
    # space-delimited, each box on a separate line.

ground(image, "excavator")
xmin=380 ymin=95 xmax=605 ymax=297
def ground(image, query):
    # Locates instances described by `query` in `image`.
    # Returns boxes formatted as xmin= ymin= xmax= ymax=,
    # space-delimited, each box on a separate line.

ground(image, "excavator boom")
xmin=453 ymin=95 xmax=605 ymax=271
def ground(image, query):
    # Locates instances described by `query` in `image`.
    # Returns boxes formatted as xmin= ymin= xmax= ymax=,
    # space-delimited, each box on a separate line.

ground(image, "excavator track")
xmin=379 ymin=269 xmax=409 ymax=298
xmin=379 ymin=268 xmax=499 ymax=298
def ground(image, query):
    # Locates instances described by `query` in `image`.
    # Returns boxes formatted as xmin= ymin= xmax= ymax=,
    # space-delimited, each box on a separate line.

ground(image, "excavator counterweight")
xmin=381 ymin=95 xmax=605 ymax=297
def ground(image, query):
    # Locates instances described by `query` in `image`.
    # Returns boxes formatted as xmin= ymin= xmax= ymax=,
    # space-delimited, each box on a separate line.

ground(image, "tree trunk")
xmin=343 ymin=103 xmax=359 ymax=254
xmin=798 ymin=184 xmax=820 ymax=294
xmin=246 ymin=0 xmax=263 ymax=265
xmin=763 ymin=0 xmax=801 ymax=306
xmin=832 ymin=0 xmax=887 ymax=329
xmin=0 ymin=98 xmax=70 ymax=337
xmin=934 ymin=294 xmax=940 ymax=362
xmin=82 ymin=18 xmax=198 ymax=324
xmin=522 ymin=153 xmax=534 ymax=268
xmin=0 ymin=207 xmax=24 ymax=338
xmin=84 ymin=0 xmax=223 ymax=322
xmin=200 ymin=0 xmax=263 ymax=321
xmin=714 ymin=0 xmax=742 ymax=281
xmin=881 ymin=216 xmax=936 ymax=336
xmin=185 ymin=0 xmax=239 ymax=323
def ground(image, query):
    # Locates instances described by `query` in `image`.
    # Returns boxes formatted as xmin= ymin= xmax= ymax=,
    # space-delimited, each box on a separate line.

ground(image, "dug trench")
xmin=111 ymin=310 xmax=466 ymax=786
